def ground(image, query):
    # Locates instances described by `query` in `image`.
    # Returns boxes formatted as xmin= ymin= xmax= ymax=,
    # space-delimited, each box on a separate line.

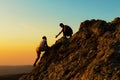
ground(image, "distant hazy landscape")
xmin=0 ymin=65 xmax=33 ymax=80
xmin=0 ymin=65 xmax=32 ymax=75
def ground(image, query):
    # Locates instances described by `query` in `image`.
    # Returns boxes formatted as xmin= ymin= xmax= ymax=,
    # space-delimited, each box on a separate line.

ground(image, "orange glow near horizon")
xmin=0 ymin=35 xmax=55 ymax=65
xmin=0 ymin=40 xmax=35 ymax=65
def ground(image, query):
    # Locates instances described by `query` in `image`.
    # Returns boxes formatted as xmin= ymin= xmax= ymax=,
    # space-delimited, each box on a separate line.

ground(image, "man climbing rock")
xmin=33 ymin=36 xmax=48 ymax=67
xmin=56 ymin=23 xmax=73 ymax=38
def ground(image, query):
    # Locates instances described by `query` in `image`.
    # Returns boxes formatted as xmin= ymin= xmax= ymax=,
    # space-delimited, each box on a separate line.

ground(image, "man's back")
xmin=63 ymin=25 xmax=73 ymax=36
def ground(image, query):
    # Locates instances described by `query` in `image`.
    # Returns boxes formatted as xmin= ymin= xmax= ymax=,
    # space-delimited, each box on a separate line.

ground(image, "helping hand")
xmin=55 ymin=35 xmax=58 ymax=38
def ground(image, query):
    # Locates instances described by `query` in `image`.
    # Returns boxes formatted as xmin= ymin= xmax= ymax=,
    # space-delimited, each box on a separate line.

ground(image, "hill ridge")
xmin=19 ymin=17 xmax=120 ymax=80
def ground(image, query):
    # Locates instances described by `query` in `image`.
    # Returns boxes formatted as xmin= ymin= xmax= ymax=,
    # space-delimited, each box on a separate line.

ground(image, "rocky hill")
xmin=19 ymin=17 xmax=120 ymax=80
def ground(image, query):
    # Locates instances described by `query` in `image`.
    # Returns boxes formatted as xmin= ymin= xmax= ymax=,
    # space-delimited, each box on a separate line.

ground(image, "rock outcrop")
xmin=19 ymin=17 xmax=120 ymax=80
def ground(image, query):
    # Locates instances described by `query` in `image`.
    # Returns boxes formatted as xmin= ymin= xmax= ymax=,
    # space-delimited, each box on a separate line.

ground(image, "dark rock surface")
xmin=19 ymin=17 xmax=120 ymax=80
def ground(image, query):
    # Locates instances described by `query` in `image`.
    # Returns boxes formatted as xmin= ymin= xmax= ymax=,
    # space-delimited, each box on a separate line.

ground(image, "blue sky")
xmin=0 ymin=0 xmax=120 ymax=65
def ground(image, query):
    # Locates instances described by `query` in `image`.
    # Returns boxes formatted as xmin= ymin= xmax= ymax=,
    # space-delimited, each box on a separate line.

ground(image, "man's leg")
xmin=70 ymin=34 xmax=72 ymax=38
xmin=63 ymin=32 xmax=67 ymax=38
xmin=33 ymin=51 xmax=40 ymax=67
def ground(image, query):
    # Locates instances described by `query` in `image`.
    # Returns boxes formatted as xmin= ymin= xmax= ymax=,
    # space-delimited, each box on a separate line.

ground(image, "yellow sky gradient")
xmin=0 ymin=19 xmax=56 ymax=65
xmin=0 ymin=31 xmax=55 ymax=65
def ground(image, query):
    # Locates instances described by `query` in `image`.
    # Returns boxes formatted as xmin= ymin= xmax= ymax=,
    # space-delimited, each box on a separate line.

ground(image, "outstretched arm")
xmin=55 ymin=29 xmax=63 ymax=38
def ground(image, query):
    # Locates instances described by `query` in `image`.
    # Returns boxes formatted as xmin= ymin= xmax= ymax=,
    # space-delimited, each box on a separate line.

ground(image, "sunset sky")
xmin=0 ymin=0 xmax=120 ymax=65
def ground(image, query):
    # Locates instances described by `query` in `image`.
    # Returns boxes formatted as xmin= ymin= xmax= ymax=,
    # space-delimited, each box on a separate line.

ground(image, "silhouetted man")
xmin=56 ymin=23 xmax=73 ymax=38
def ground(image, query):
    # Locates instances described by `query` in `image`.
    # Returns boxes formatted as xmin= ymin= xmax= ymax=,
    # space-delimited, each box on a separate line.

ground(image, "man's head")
xmin=42 ymin=36 xmax=47 ymax=40
xmin=59 ymin=23 xmax=64 ymax=28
